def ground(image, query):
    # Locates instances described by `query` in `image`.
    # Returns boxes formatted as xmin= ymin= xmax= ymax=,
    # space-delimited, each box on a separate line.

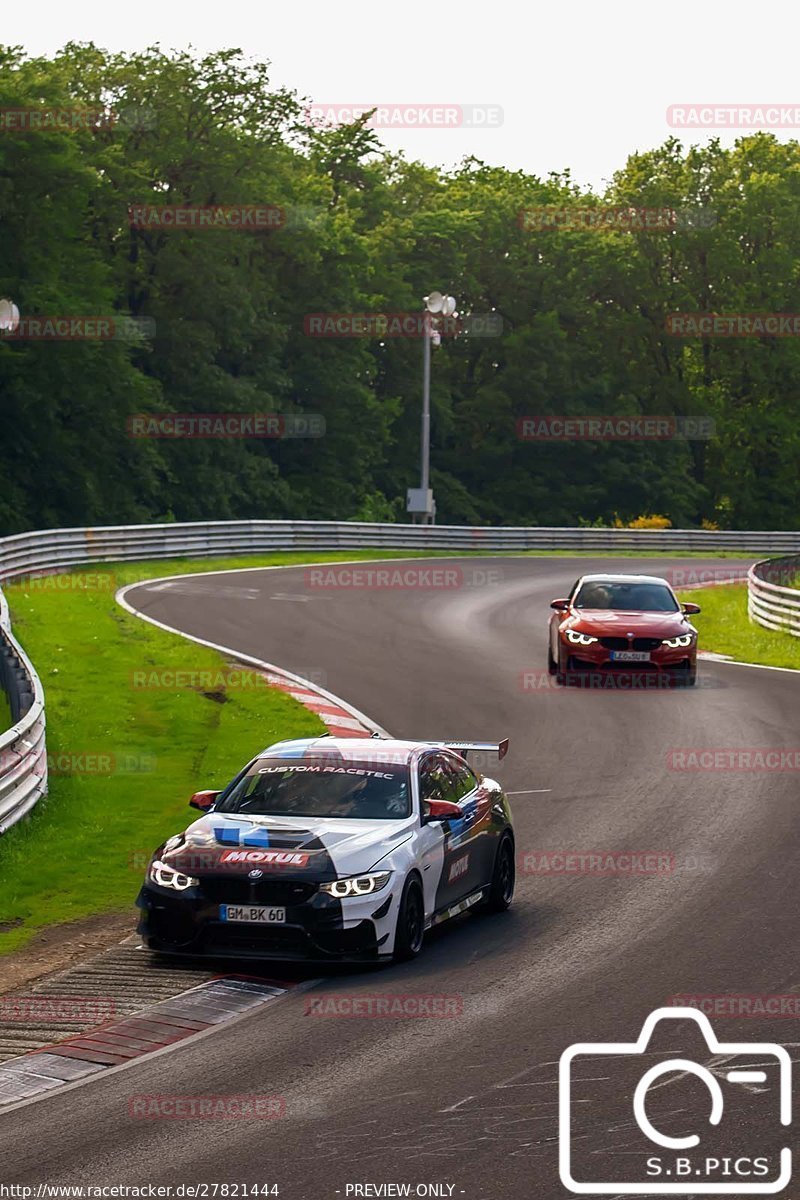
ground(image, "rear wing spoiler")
xmin=420 ymin=738 xmax=509 ymax=762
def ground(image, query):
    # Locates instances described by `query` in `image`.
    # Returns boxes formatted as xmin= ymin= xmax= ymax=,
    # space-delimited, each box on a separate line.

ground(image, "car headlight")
xmin=663 ymin=633 xmax=694 ymax=648
xmin=148 ymin=860 xmax=198 ymax=891
xmin=320 ymin=871 xmax=392 ymax=898
xmin=566 ymin=629 xmax=598 ymax=645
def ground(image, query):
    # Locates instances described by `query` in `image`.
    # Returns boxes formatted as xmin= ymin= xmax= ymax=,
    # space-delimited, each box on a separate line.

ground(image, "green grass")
xmin=0 ymin=688 xmax=11 ymax=735
xmin=0 ymin=563 xmax=335 ymax=954
xmin=0 ymin=545 xmax=780 ymax=957
xmin=679 ymin=584 xmax=800 ymax=670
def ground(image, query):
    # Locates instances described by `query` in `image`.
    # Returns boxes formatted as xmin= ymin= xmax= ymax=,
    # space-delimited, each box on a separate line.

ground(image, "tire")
xmin=555 ymin=645 xmax=567 ymax=686
xmin=393 ymin=876 xmax=425 ymax=962
xmin=485 ymin=835 xmax=515 ymax=913
xmin=547 ymin=643 xmax=558 ymax=676
xmin=686 ymin=666 xmax=697 ymax=687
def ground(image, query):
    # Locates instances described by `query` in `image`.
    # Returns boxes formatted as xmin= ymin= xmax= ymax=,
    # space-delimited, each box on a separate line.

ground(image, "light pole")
xmin=407 ymin=291 xmax=457 ymax=525
xmin=0 ymin=299 xmax=20 ymax=334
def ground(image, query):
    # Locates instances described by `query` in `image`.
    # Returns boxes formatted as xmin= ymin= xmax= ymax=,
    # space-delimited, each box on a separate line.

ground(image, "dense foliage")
xmin=1 ymin=44 xmax=799 ymax=533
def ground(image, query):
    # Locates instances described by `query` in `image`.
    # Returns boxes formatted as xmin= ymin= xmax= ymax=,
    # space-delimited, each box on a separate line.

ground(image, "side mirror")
xmin=682 ymin=602 xmax=701 ymax=615
xmin=423 ymin=798 xmax=462 ymax=823
xmin=189 ymin=790 xmax=219 ymax=811
xmin=550 ymin=598 xmax=570 ymax=611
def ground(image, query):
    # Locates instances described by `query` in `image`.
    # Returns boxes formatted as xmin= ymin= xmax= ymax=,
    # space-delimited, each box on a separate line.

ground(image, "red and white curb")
xmin=255 ymin=669 xmax=373 ymax=738
xmin=0 ymin=976 xmax=309 ymax=1109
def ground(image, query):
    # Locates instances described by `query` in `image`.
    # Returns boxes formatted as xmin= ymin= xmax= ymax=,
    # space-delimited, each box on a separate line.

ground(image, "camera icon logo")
xmin=559 ymin=1006 xmax=792 ymax=1194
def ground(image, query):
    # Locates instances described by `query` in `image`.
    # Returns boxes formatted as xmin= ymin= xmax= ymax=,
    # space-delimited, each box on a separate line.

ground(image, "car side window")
xmin=418 ymin=755 xmax=448 ymax=804
xmin=441 ymin=756 xmax=478 ymax=803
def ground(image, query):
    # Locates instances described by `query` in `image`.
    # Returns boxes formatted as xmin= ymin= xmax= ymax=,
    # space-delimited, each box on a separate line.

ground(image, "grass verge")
xmin=679 ymin=584 xmax=800 ymax=670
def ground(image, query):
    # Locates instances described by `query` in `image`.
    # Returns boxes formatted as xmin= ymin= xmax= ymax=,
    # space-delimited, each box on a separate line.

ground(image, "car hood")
xmin=159 ymin=812 xmax=415 ymax=881
xmin=567 ymin=609 xmax=695 ymax=637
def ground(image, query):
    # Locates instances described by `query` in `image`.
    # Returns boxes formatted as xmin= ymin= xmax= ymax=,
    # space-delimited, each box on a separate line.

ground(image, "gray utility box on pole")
xmin=406 ymin=488 xmax=436 ymax=521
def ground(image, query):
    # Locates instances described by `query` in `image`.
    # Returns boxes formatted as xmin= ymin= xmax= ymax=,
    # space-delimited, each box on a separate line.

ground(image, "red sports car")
xmin=548 ymin=573 xmax=701 ymax=686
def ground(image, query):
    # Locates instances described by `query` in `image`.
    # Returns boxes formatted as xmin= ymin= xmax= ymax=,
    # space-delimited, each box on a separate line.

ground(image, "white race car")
xmin=137 ymin=735 xmax=515 ymax=963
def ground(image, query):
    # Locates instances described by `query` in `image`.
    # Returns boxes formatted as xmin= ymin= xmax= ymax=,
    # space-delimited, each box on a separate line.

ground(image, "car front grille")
xmin=200 ymin=921 xmax=380 ymax=961
xmin=599 ymin=637 xmax=663 ymax=651
xmin=199 ymin=878 xmax=318 ymax=906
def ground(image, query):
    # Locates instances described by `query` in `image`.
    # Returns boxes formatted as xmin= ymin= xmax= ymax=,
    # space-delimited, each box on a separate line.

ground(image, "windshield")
xmin=573 ymin=581 xmax=679 ymax=612
xmin=217 ymin=756 xmax=411 ymax=820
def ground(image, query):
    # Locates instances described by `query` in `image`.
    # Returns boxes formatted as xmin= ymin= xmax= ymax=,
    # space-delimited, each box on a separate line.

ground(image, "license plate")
xmin=610 ymin=650 xmax=651 ymax=662
xmin=220 ymin=905 xmax=286 ymax=924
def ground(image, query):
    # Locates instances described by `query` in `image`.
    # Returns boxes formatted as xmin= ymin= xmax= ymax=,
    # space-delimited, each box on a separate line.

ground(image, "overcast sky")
xmin=7 ymin=0 xmax=799 ymax=190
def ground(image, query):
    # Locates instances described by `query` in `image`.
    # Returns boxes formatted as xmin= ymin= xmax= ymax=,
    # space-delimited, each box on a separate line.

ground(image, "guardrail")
xmin=748 ymin=555 xmax=800 ymax=638
xmin=0 ymin=586 xmax=47 ymax=834
xmin=1 ymin=520 xmax=800 ymax=582
xmin=1 ymin=518 xmax=799 ymax=834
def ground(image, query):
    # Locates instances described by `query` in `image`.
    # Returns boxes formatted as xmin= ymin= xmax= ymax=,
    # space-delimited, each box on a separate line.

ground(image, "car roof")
xmin=256 ymin=736 xmax=433 ymax=763
xmin=576 ymin=573 xmax=674 ymax=586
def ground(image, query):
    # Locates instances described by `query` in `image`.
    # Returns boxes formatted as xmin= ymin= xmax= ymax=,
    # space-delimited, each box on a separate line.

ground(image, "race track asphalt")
xmin=1 ymin=556 xmax=797 ymax=1199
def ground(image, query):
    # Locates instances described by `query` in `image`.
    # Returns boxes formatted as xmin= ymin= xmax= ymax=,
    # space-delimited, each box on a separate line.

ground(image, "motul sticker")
xmin=448 ymin=853 xmax=469 ymax=882
xmin=219 ymin=850 xmax=310 ymax=868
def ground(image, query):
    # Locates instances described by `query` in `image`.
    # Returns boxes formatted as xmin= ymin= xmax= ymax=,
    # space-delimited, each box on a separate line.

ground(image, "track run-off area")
xmin=0 ymin=555 xmax=797 ymax=1200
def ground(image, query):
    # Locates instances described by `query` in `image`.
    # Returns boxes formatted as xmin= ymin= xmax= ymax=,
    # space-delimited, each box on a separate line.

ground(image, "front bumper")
xmin=560 ymin=639 xmax=695 ymax=673
xmin=136 ymin=877 xmax=397 ymax=963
